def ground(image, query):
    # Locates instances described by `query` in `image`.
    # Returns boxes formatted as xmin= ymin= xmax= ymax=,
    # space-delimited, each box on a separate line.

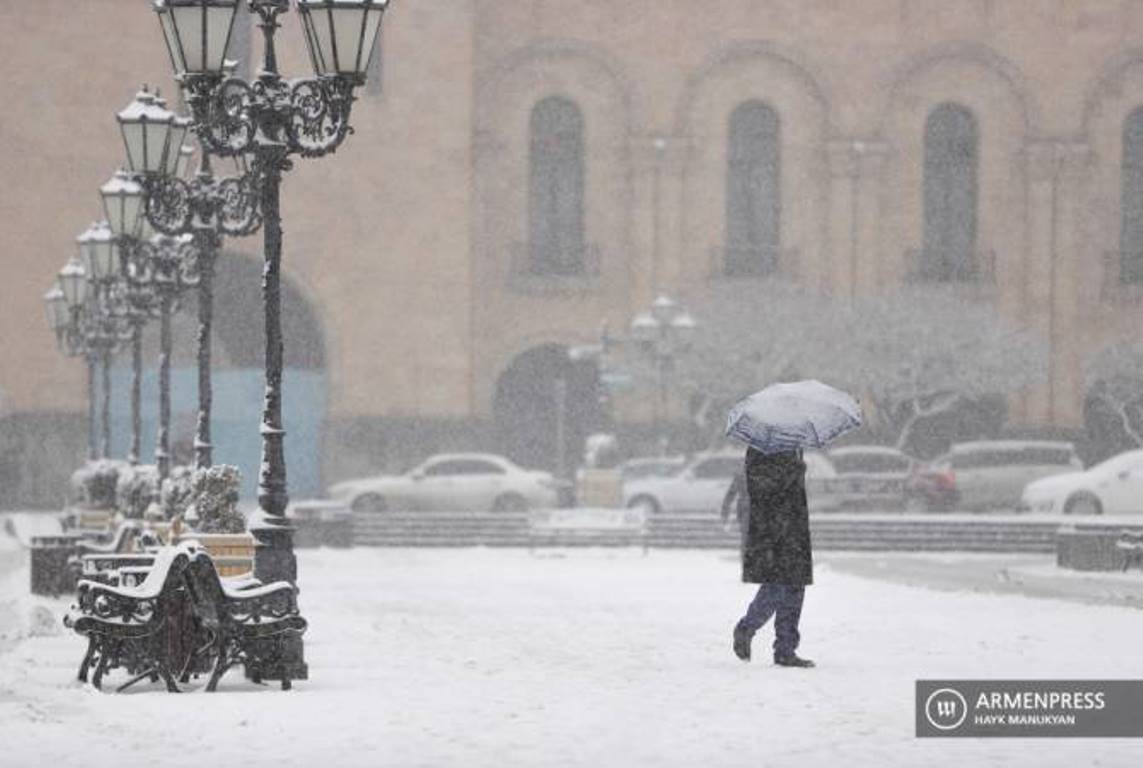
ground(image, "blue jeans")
xmin=737 ymin=583 xmax=805 ymax=657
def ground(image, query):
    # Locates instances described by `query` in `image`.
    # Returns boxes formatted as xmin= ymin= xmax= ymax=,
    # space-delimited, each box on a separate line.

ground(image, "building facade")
xmin=3 ymin=0 xmax=1143 ymax=506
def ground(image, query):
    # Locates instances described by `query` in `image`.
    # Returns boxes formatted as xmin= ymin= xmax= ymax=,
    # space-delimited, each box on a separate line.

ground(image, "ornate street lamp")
xmin=629 ymin=295 xmax=699 ymax=455
xmin=55 ymin=258 xmax=100 ymax=459
xmin=102 ymin=169 xmax=167 ymax=466
xmin=78 ymin=222 xmax=120 ymax=459
xmin=148 ymin=0 xmax=390 ymax=687
xmin=117 ymin=90 xmax=262 ymax=472
xmin=44 ymin=286 xmax=70 ymax=345
xmin=101 ymin=171 xmax=146 ymax=241
xmin=139 ymin=233 xmax=200 ymax=481
xmin=117 ymin=88 xmax=178 ymax=176
xmin=156 ymin=0 xmax=241 ymax=77
xmin=151 ymin=0 xmax=389 ymax=598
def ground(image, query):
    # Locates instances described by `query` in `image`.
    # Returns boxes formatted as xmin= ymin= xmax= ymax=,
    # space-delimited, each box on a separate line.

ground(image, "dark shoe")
xmin=774 ymin=653 xmax=815 ymax=668
xmin=732 ymin=624 xmax=753 ymax=662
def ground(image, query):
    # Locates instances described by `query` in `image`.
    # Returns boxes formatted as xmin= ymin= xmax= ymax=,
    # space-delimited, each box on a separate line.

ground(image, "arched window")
xmin=1120 ymin=107 xmax=1143 ymax=283
xmin=529 ymin=96 xmax=585 ymax=275
xmin=726 ymin=101 xmax=781 ymax=276
xmin=922 ymin=103 xmax=979 ymax=281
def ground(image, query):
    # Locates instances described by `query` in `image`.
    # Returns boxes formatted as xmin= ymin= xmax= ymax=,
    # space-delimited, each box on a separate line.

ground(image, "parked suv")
xmin=906 ymin=440 xmax=1083 ymax=512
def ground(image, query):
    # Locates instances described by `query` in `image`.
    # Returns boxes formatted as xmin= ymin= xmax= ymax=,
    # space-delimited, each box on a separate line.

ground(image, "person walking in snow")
xmin=732 ymin=445 xmax=815 ymax=667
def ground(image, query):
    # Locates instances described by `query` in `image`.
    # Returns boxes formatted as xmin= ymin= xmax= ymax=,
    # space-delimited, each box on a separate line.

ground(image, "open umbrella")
xmin=725 ymin=380 xmax=863 ymax=454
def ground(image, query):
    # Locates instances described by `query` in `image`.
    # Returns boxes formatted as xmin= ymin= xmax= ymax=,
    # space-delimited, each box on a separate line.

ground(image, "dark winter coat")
xmin=741 ymin=447 xmax=813 ymax=585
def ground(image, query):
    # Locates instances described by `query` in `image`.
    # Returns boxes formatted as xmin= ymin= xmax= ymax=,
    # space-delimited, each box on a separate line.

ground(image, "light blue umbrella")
xmin=725 ymin=380 xmax=863 ymax=454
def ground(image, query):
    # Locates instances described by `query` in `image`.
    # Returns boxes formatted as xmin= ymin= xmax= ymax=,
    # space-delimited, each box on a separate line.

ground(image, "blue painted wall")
xmin=106 ymin=367 xmax=328 ymax=500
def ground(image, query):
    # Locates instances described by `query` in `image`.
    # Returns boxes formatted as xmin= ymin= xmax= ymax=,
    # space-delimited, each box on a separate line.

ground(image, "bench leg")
xmin=77 ymin=637 xmax=96 ymax=683
xmin=159 ymin=666 xmax=181 ymax=693
xmin=91 ymin=653 xmax=110 ymax=691
xmin=206 ymin=643 xmax=233 ymax=693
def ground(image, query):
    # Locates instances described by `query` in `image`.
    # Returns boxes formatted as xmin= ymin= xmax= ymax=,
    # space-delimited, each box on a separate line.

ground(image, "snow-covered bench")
xmin=183 ymin=552 xmax=307 ymax=691
xmin=65 ymin=543 xmax=306 ymax=692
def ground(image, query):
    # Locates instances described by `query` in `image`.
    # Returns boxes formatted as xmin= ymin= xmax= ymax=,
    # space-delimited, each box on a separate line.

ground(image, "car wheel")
xmin=491 ymin=493 xmax=529 ymax=513
xmin=627 ymin=495 xmax=661 ymax=516
xmin=1063 ymin=492 xmax=1102 ymax=516
xmin=351 ymin=493 xmax=388 ymax=514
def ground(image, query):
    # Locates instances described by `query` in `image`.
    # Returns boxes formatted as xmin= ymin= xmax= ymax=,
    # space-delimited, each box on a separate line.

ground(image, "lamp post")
xmin=114 ymin=87 xmax=262 ymax=470
xmin=152 ymin=0 xmax=388 ymax=581
xmin=139 ymin=234 xmax=200 ymax=482
xmin=629 ymin=295 xmax=698 ymax=455
xmin=77 ymin=221 xmax=126 ymax=460
xmin=100 ymin=171 xmax=161 ymax=466
xmin=150 ymin=0 xmax=390 ymax=682
xmin=53 ymin=259 xmax=95 ymax=458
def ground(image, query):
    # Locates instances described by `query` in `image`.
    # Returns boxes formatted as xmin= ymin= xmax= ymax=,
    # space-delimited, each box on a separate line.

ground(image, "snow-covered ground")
xmin=2 ymin=533 xmax=1142 ymax=767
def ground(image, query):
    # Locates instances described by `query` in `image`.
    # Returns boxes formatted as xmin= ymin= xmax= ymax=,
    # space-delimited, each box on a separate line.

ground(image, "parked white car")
xmin=1020 ymin=449 xmax=1143 ymax=515
xmin=623 ymin=450 xmax=837 ymax=514
xmin=328 ymin=453 xmax=568 ymax=513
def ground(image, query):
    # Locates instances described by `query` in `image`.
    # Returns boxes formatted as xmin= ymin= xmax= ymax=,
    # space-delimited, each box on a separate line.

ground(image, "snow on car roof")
xmin=422 ymin=453 xmax=515 ymax=465
xmin=949 ymin=440 xmax=1076 ymax=452
xmin=828 ymin=445 xmax=907 ymax=457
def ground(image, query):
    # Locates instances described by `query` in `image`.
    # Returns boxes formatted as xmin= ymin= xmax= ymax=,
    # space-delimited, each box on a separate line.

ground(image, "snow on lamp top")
xmin=58 ymin=258 xmax=89 ymax=309
xmin=77 ymin=221 xmax=120 ymax=283
xmin=117 ymin=87 xmax=176 ymax=175
xmin=100 ymin=170 xmax=146 ymax=239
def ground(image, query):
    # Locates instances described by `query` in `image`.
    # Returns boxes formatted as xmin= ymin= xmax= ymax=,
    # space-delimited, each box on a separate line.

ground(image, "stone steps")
xmin=352 ymin=511 xmax=1063 ymax=552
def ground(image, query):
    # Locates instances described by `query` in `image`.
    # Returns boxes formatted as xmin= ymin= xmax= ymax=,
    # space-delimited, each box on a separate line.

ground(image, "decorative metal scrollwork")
xmin=216 ymin=173 xmax=263 ymax=236
xmin=145 ymin=175 xmax=194 ymax=235
xmin=288 ymin=78 xmax=355 ymax=158
xmin=184 ymin=76 xmax=257 ymax=157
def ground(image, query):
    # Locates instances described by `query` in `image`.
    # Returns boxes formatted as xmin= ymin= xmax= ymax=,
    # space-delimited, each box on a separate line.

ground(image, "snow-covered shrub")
xmin=70 ymin=459 xmax=127 ymax=509
xmin=161 ymin=465 xmax=197 ymax=521
xmin=191 ymin=465 xmax=245 ymax=533
xmin=115 ymin=464 xmax=159 ymax=520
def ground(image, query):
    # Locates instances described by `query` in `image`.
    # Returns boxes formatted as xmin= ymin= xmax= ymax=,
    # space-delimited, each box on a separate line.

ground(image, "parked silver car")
xmin=328 ymin=453 xmax=569 ymax=513
xmin=907 ymin=440 xmax=1083 ymax=511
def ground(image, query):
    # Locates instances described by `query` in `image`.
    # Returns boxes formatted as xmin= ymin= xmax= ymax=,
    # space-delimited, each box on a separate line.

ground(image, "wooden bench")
xmin=1117 ymin=532 xmax=1143 ymax=572
xmin=65 ymin=543 xmax=306 ymax=693
xmin=79 ymin=553 xmax=158 ymax=585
